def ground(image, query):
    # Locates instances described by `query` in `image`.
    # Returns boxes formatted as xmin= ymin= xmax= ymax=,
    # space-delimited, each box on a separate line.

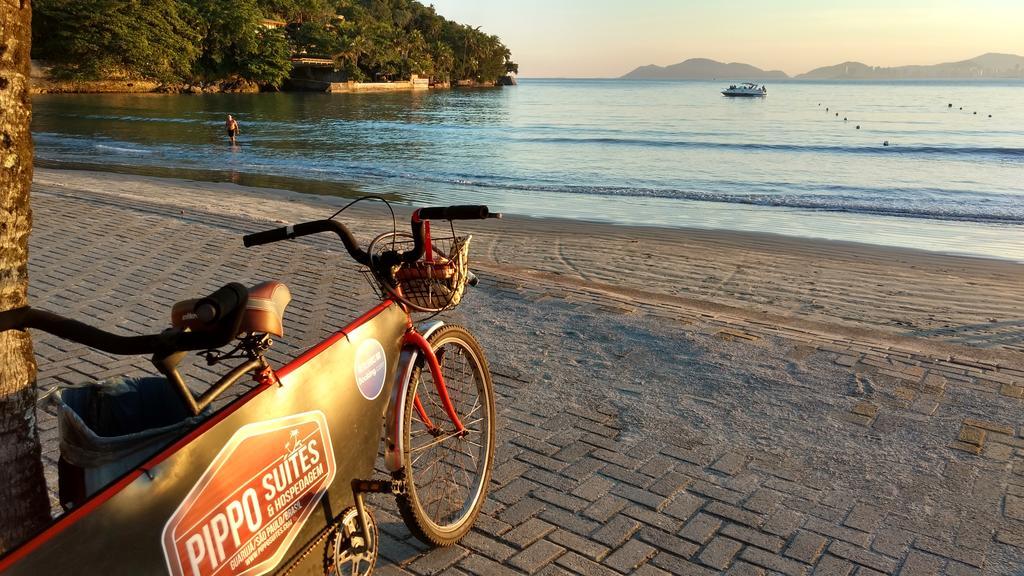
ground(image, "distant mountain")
xmin=621 ymin=58 xmax=789 ymax=80
xmin=797 ymin=53 xmax=1024 ymax=80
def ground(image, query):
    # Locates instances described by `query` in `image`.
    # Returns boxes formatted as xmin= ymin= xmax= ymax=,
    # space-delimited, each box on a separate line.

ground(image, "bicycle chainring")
xmin=326 ymin=507 xmax=378 ymax=576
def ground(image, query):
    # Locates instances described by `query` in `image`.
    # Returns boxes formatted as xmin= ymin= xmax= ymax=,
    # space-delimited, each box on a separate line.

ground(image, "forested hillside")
xmin=32 ymin=0 xmax=517 ymax=88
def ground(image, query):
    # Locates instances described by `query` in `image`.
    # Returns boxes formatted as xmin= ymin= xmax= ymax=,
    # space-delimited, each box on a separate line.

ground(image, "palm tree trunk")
xmin=0 ymin=0 xmax=51 ymax=553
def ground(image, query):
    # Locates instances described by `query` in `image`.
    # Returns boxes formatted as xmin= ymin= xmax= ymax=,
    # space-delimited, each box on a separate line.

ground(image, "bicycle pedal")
xmin=352 ymin=478 xmax=406 ymax=495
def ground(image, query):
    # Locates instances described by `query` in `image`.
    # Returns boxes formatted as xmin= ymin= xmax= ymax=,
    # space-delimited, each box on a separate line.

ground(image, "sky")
xmin=428 ymin=0 xmax=1024 ymax=78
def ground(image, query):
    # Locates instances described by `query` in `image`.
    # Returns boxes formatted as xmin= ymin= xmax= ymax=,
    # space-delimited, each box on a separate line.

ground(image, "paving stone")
xmin=689 ymin=479 xmax=748 ymax=505
xmin=538 ymin=506 xmax=600 ymax=538
xmin=603 ymin=538 xmax=658 ymax=573
xmin=805 ymin=517 xmax=871 ymax=548
xmin=508 ymin=539 xmax=566 ymax=574
xmin=1005 ymin=494 xmax=1024 ymax=520
xmin=764 ymin=509 xmax=806 ymax=539
xmin=460 ymin=530 xmax=517 ymax=562
xmin=744 ymin=488 xmax=785 ymax=515
xmin=995 ymin=527 xmax=1024 ymax=548
xmin=898 ymin=550 xmax=943 ymax=575
xmin=631 ymin=564 xmax=673 ymax=576
xmin=957 ymin=426 xmax=986 ymax=447
xmin=785 ymin=530 xmax=829 ymax=564
xmin=706 ymin=500 xmax=766 ymax=528
xmin=533 ymin=487 xmax=590 ymax=513
xmin=584 ymin=493 xmax=629 ymax=522
xmin=547 ymin=528 xmax=610 ymax=562
xmin=523 ymin=468 xmax=577 ymax=492
xmin=943 ymin=561 xmax=982 ymax=576
xmin=493 ymin=477 xmax=540 ymax=505
xmin=697 ymin=536 xmax=743 ymax=570
xmin=648 ymin=470 xmax=693 ymax=498
xmin=378 ymin=536 xmax=424 ymax=564
xmin=827 ymin=540 xmax=898 ymax=573
xmin=664 ymin=491 xmax=706 ymax=521
xmin=870 ymin=525 xmax=914 ymax=558
xmin=374 ymin=566 xmax=416 ymax=576
xmin=950 ymin=440 xmax=983 ymax=456
xmin=552 ymin=551 xmax=619 ymax=576
xmin=498 ymin=497 xmax=546 ymax=525
xmin=851 ymin=401 xmax=879 ymax=418
xmin=623 ymin=504 xmax=683 ymax=533
xmin=559 ymin=456 xmax=607 ymax=482
xmin=472 ymin=513 xmax=512 ymax=538
xmin=503 ymin=517 xmax=557 ymax=548
xmin=812 ymin=554 xmax=855 ymax=576
xmin=458 ymin=555 xmax=522 ymax=576
xmin=720 ymin=523 xmax=786 ymax=552
xmin=518 ymin=449 xmax=570 ymax=474
xmin=571 ymin=474 xmax=615 ymax=502
xmin=999 ymin=383 xmax=1024 ymax=399
xmin=712 ymin=452 xmax=748 ymax=475
xmin=408 ymin=545 xmax=470 ymax=576
xmin=611 ymin=483 xmax=669 ymax=510
xmin=638 ymin=526 xmax=700 ymax=559
xmin=725 ymin=560 xmax=767 ymax=576
xmin=679 ymin=512 xmax=723 ymax=545
xmin=601 ymin=464 xmax=654 ymax=489
xmin=592 ymin=514 xmax=642 ymax=548
xmin=962 ymin=418 xmax=1015 ymax=436
xmin=739 ymin=545 xmax=810 ymax=576
xmin=844 ymin=503 xmax=886 ymax=533
xmin=764 ymin=478 xmax=822 ymax=503
xmin=649 ymin=552 xmax=719 ymax=576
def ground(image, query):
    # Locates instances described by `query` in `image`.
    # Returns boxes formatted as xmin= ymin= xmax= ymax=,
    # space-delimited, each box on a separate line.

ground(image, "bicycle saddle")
xmin=171 ymin=281 xmax=291 ymax=337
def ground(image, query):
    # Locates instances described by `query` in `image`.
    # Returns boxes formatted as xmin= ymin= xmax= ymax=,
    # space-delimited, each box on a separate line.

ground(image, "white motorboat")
xmin=722 ymin=82 xmax=767 ymax=97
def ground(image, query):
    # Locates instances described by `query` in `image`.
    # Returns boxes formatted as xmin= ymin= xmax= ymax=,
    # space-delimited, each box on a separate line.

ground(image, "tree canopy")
xmin=32 ymin=0 xmax=517 ymax=88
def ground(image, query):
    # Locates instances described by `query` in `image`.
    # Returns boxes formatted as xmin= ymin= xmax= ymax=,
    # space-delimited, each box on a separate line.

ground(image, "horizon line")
xmin=603 ymin=51 xmax=1022 ymax=80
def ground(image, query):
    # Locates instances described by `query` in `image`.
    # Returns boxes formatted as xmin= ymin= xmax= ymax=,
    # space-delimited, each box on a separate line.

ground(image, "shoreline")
xmin=34 ymin=163 xmax=1024 ymax=265
xmin=32 ymin=167 xmax=1024 ymax=357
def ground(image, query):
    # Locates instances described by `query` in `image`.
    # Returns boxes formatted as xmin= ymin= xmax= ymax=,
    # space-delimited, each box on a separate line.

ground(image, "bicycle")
xmin=0 ymin=203 xmax=501 ymax=576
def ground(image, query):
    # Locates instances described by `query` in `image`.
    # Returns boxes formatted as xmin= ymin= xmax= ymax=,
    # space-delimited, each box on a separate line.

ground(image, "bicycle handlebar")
xmin=242 ymin=205 xmax=499 ymax=268
xmin=194 ymin=283 xmax=248 ymax=324
xmin=415 ymin=205 xmax=500 ymax=221
xmin=0 ymin=286 xmax=247 ymax=357
xmin=243 ymin=220 xmax=376 ymax=266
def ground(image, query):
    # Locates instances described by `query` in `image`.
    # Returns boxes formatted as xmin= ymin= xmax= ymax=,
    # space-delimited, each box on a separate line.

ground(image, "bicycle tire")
xmin=394 ymin=324 xmax=496 ymax=546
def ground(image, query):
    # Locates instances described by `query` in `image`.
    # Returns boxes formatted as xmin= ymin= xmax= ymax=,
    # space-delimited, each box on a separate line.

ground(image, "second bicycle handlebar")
xmin=243 ymin=219 xmax=378 ymax=266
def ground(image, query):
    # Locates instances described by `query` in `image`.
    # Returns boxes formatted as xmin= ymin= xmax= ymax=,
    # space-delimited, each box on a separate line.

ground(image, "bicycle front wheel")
xmin=396 ymin=324 xmax=496 ymax=546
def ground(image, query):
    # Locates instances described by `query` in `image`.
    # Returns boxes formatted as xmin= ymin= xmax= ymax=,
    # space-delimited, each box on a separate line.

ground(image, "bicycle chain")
xmin=277 ymin=513 xmax=342 ymax=576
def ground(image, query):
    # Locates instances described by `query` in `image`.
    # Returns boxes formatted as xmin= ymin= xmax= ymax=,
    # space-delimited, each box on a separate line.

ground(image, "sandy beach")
xmin=25 ymin=168 xmax=1024 ymax=574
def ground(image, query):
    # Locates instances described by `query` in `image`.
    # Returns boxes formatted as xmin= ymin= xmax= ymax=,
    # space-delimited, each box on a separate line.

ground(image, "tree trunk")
xmin=0 ymin=0 xmax=50 ymax=553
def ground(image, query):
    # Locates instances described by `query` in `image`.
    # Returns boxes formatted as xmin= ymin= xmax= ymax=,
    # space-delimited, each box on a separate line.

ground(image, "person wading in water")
xmin=225 ymin=115 xmax=240 ymax=144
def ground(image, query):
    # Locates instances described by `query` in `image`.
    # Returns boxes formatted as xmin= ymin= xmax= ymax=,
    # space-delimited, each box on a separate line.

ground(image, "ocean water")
xmin=32 ymin=79 xmax=1024 ymax=260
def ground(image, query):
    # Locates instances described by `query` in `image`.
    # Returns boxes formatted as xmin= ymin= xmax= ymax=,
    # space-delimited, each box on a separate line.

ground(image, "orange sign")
xmin=162 ymin=412 xmax=336 ymax=576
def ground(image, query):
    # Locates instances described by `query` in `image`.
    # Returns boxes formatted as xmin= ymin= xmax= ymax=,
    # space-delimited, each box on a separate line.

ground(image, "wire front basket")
xmin=364 ymin=233 xmax=472 ymax=313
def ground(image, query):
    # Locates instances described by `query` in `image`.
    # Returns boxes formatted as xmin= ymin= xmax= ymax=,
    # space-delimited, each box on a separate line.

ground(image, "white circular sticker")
xmin=354 ymin=339 xmax=387 ymax=400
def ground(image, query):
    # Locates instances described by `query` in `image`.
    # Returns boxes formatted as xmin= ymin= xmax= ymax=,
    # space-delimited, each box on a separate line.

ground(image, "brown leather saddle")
xmin=171 ymin=281 xmax=291 ymax=337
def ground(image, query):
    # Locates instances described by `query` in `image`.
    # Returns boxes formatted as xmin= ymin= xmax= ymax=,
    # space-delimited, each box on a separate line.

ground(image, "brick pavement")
xmin=25 ymin=185 xmax=1024 ymax=575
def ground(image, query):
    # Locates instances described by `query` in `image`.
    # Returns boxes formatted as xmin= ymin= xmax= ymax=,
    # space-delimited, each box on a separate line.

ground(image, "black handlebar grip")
xmin=417 ymin=205 xmax=491 ymax=221
xmin=243 ymin=226 xmax=292 ymax=247
xmin=194 ymin=283 xmax=248 ymax=323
